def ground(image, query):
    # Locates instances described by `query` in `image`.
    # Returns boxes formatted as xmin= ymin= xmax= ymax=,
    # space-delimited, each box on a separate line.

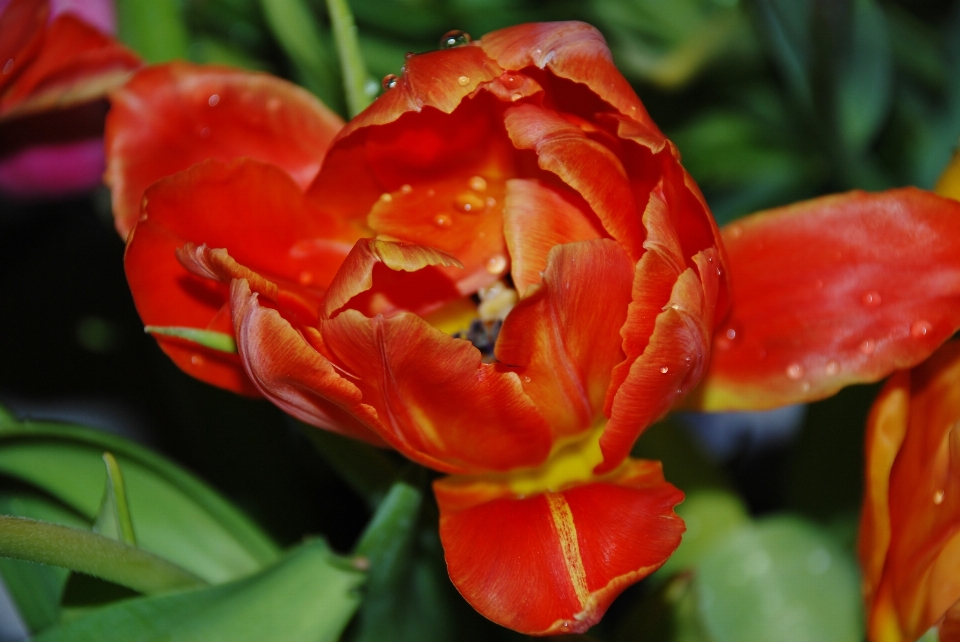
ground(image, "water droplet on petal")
xmin=728 ymin=224 xmax=743 ymax=239
xmin=670 ymin=303 xmax=680 ymax=310
xmin=485 ymin=196 xmax=497 ymax=208
xmin=786 ymin=363 xmax=804 ymax=380
xmin=499 ymin=71 xmax=523 ymax=90
xmin=457 ymin=75 xmax=470 ymax=87
xmin=2 ymin=59 xmax=13 ymax=75
xmin=454 ymin=191 xmax=486 ymax=213
xmin=486 ymin=254 xmax=507 ymax=274
xmin=934 ymin=490 xmax=945 ymax=504
xmin=298 ymin=271 xmax=314 ymax=285
xmin=382 ymin=74 xmax=399 ymax=90
xmin=860 ymin=339 xmax=876 ymax=355
xmin=725 ymin=328 xmax=737 ymax=340
xmin=861 ymin=291 xmax=882 ymax=306
xmin=468 ymin=176 xmax=487 ymax=192
xmin=660 ymin=366 xmax=669 ymax=374
xmin=825 ymin=360 xmax=840 ymax=375
xmin=522 ymin=375 xmax=532 ymax=383
xmin=190 ymin=354 xmax=204 ymax=366
xmin=405 ymin=51 xmax=416 ymax=60
xmin=439 ymin=30 xmax=471 ymax=49
xmin=434 ymin=214 xmax=451 ymax=228
xmin=911 ymin=320 xmax=933 ymax=337
xmin=379 ymin=192 xmax=393 ymax=202
xmin=511 ymin=92 xmax=523 ymax=102
xmin=400 ymin=183 xmax=412 ymax=194
xmin=208 ymin=93 xmax=220 ymax=106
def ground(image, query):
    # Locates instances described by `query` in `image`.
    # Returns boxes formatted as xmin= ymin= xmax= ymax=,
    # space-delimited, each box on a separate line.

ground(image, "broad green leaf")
xmin=259 ymin=0 xmax=343 ymax=112
xmin=0 ymin=494 xmax=86 ymax=633
xmin=33 ymin=539 xmax=365 ymax=642
xmin=93 ymin=453 xmax=136 ymax=546
xmin=693 ymin=515 xmax=863 ymax=642
xmin=749 ymin=0 xmax=814 ymax=109
xmin=115 ymin=0 xmax=191 ymax=63
xmin=0 ymin=516 xmax=204 ymax=594
xmin=0 ymin=414 xmax=279 ymax=583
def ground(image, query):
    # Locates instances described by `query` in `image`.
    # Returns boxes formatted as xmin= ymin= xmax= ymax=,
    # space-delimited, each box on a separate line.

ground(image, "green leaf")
xmin=93 ymin=453 xmax=137 ymax=546
xmin=325 ymin=0 xmax=375 ymax=116
xmin=33 ymin=539 xmax=365 ymax=642
xmin=301 ymin=423 xmax=400 ymax=509
xmin=115 ymin=0 xmax=191 ymax=63
xmin=692 ymin=515 xmax=864 ymax=642
xmin=0 ymin=493 xmax=87 ymax=633
xmin=0 ymin=516 xmax=204 ymax=594
xmin=661 ymin=490 xmax=750 ymax=575
xmin=748 ymin=0 xmax=814 ymax=110
xmin=259 ymin=0 xmax=343 ymax=112
xmin=0 ymin=414 xmax=280 ymax=583
xmin=144 ymin=326 xmax=237 ymax=353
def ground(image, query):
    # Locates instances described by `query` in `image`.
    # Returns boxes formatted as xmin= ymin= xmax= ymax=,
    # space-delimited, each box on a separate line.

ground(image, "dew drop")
xmin=511 ymin=92 xmax=523 ymax=102
xmin=861 ymin=290 xmax=882 ymax=307
xmin=468 ymin=175 xmax=487 ymax=192
xmin=825 ymin=360 xmax=840 ymax=376
xmin=499 ymin=72 xmax=523 ymax=90
xmin=485 ymin=196 xmax=497 ymax=208
xmin=670 ymin=303 xmax=680 ymax=310
xmin=728 ymin=224 xmax=743 ymax=239
xmin=660 ymin=366 xmax=669 ymax=374
xmin=2 ymin=59 xmax=13 ymax=74
xmin=522 ymin=375 xmax=532 ymax=383
xmin=725 ymin=327 xmax=737 ymax=341
xmin=190 ymin=354 xmax=204 ymax=366
xmin=382 ymin=74 xmax=399 ymax=90
xmin=405 ymin=51 xmax=416 ymax=60
xmin=208 ymin=93 xmax=220 ymax=106
xmin=860 ymin=339 xmax=876 ymax=355
xmin=439 ymin=30 xmax=472 ymax=49
xmin=454 ymin=191 xmax=486 ymax=213
xmin=911 ymin=320 xmax=933 ymax=338
xmin=298 ymin=271 xmax=314 ymax=286
xmin=786 ymin=363 xmax=804 ymax=380
xmin=934 ymin=490 xmax=945 ymax=505
xmin=379 ymin=192 xmax=393 ymax=202
xmin=400 ymin=183 xmax=412 ymax=194
xmin=486 ymin=254 xmax=507 ymax=274
xmin=457 ymin=75 xmax=470 ymax=87
xmin=434 ymin=214 xmax=452 ymax=228
xmin=801 ymin=382 xmax=811 ymax=392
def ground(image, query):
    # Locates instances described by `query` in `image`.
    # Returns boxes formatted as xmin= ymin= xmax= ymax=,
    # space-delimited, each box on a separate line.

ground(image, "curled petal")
xmin=479 ymin=21 xmax=663 ymax=136
xmin=504 ymin=103 xmax=644 ymax=260
xmin=0 ymin=9 xmax=139 ymax=120
xmin=106 ymin=62 xmax=344 ymax=237
xmin=496 ymin=239 xmax=633 ymax=439
xmin=334 ymin=44 xmax=502 ymax=140
xmin=435 ymin=458 xmax=684 ymax=635
xmin=321 ymin=309 xmax=552 ymax=474
xmin=692 ymin=188 xmax=960 ymax=411
xmin=230 ymin=279 xmax=385 ymax=445
xmin=0 ymin=0 xmax=48 ymax=98
xmin=502 ymin=178 xmax=603 ymax=295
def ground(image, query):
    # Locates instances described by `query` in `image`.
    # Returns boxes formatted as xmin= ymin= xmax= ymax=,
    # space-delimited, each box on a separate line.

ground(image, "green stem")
xmin=144 ymin=326 xmax=237 ymax=353
xmin=0 ymin=516 xmax=206 ymax=594
xmin=99 ymin=453 xmax=137 ymax=545
xmin=325 ymin=0 xmax=374 ymax=116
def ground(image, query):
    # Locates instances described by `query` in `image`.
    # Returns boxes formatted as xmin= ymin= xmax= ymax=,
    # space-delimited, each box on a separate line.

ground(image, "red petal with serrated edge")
xmin=598 ymin=248 xmax=718 ymax=473
xmin=504 ymin=103 xmax=644 ymax=261
xmin=495 ymin=239 xmax=633 ymax=439
xmin=229 ymin=279 xmax=385 ymax=445
xmin=0 ymin=13 xmax=139 ymax=120
xmin=435 ymin=458 xmax=684 ymax=635
xmin=321 ymin=309 xmax=552 ymax=474
xmin=333 ymin=44 xmax=502 ymax=141
xmin=691 ymin=188 xmax=960 ymax=411
xmin=106 ymin=62 xmax=343 ymax=238
xmin=126 ymin=159 xmax=359 ymax=394
xmin=502 ymin=178 xmax=603 ymax=295
xmin=478 ymin=21 xmax=664 ymax=139
xmin=0 ymin=0 xmax=47 ymax=97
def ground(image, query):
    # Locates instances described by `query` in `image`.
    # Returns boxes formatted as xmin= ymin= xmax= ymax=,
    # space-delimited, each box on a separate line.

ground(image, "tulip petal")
xmin=502 ymin=178 xmax=603 ymax=295
xmin=0 ymin=12 xmax=138 ymax=120
xmin=691 ymin=188 xmax=960 ymax=411
xmin=435 ymin=458 xmax=684 ymax=635
xmin=321 ymin=308 xmax=553 ymax=474
xmin=126 ymin=159 xmax=355 ymax=394
xmin=106 ymin=62 xmax=344 ymax=237
xmin=334 ymin=44 xmax=502 ymax=140
xmin=0 ymin=0 xmax=48 ymax=97
xmin=504 ymin=103 xmax=644 ymax=260
xmin=478 ymin=21 xmax=663 ymax=138
xmin=229 ymin=279 xmax=386 ymax=445
xmin=495 ymin=239 xmax=633 ymax=439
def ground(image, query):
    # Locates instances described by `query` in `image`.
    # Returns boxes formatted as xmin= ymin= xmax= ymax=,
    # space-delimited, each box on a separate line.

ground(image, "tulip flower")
xmin=104 ymin=21 xmax=960 ymax=635
xmin=0 ymin=0 xmax=139 ymax=198
xmin=859 ymin=341 xmax=960 ymax=642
